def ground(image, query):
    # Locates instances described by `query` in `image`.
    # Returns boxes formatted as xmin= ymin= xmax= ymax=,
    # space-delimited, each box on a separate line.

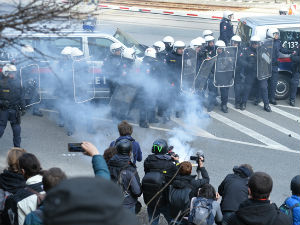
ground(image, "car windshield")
xmin=237 ymin=22 xmax=252 ymax=46
xmin=279 ymin=27 xmax=300 ymax=49
xmin=113 ymin=28 xmax=145 ymax=57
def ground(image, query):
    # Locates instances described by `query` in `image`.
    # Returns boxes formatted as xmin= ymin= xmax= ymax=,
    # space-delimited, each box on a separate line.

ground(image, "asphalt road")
xmin=1 ymin=10 xmax=299 ymax=209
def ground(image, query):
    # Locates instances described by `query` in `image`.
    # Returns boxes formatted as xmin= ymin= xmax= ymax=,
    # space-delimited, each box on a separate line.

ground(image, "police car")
xmin=237 ymin=15 xmax=300 ymax=100
xmin=0 ymin=21 xmax=147 ymax=101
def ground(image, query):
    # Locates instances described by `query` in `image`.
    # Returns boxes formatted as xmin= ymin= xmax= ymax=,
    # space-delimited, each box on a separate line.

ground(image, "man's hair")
xmin=19 ymin=153 xmax=41 ymax=178
xmin=103 ymin=147 xmax=118 ymax=164
xmin=198 ymin=184 xmax=217 ymax=200
xmin=118 ymin=121 xmax=133 ymax=136
xmin=248 ymin=172 xmax=273 ymax=200
xmin=179 ymin=161 xmax=192 ymax=176
xmin=7 ymin=148 xmax=26 ymax=173
xmin=43 ymin=168 xmax=67 ymax=192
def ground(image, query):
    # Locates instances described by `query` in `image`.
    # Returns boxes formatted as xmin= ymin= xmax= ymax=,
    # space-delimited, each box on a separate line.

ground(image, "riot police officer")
xmin=240 ymin=36 xmax=271 ymax=112
xmin=139 ymin=48 xmax=160 ymax=128
xmin=219 ymin=11 xmax=234 ymax=46
xmin=231 ymin=35 xmax=245 ymax=109
xmin=0 ymin=64 xmax=25 ymax=147
xmin=290 ymin=42 xmax=300 ymax=106
xmin=153 ymin=41 xmax=167 ymax=63
xmin=205 ymin=35 xmax=217 ymax=58
xmin=190 ymin=38 xmax=206 ymax=72
xmin=166 ymin=40 xmax=185 ymax=118
xmin=102 ymin=43 xmax=123 ymax=94
xmin=267 ymin=28 xmax=293 ymax=105
xmin=162 ymin=36 xmax=175 ymax=55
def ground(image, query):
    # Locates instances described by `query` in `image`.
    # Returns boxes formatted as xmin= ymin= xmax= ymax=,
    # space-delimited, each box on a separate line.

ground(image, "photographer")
xmin=169 ymin=155 xmax=210 ymax=224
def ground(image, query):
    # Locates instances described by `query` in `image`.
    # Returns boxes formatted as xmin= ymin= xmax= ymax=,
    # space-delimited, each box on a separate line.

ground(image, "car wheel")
xmin=275 ymin=73 xmax=290 ymax=100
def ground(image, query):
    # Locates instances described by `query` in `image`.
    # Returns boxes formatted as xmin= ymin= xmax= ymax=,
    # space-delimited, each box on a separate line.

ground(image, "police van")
xmin=0 ymin=22 xmax=147 ymax=101
xmin=236 ymin=15 xmax=300 ymax=100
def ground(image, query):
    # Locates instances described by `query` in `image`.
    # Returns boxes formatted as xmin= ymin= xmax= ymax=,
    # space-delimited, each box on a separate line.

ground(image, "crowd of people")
xmin=0 ymin=120 xmax=299 ymax=225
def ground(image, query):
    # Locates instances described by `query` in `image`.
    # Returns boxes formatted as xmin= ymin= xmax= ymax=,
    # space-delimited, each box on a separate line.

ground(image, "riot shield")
xmin=20 ymin=64 xmax=41 ymax=107
xmin=180 ymin=48 xmax=197 ymax=94
xmin=194 ymin=56 xmax=217 ymax=91
xmin=72 ymin=59 xmax=95 ymax=103
xmin=257 ymin=39 xmax=273 ymax=80
xmin=213 ymin=46 xmax=237 ymax=87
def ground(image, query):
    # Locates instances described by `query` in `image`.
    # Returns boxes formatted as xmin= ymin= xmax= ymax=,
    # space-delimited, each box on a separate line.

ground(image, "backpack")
xmin=142 ymin=170 xmax=166 ymax=208
xmin=279 ymin=197 xmax=300 ymax=219
xmin=169 ymin=184 xmax=192 ymax=218
xmin=188 ymin=197 xmax=214 ymax=225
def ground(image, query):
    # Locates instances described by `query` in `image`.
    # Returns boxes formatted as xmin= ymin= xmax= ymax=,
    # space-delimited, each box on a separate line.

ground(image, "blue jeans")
xmin=147 ymin=205 xmax=172 ymax=225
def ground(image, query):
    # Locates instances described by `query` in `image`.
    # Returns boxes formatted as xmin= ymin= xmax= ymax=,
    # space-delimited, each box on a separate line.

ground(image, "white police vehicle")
xmin=0 ymin=22 xmax=147 ymax=101
xmin=237 ymin=15 xmax=300 ymax=99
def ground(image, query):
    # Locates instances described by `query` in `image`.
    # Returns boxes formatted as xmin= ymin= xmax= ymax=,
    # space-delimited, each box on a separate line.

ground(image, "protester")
xmin=189 ymin=183 xmax=223 ymax=225
xmin=218 ymin=164 xmax=253 ymax=225
xmin=103 ymin=146 xmax=117 ymax=164
xmin=43 ymin=177 xmax=139 ymax=225
xmin=110 ymin=120 xmax=142 ymax=164
xmin=2 ymin=153 xmax=44 ymax=225
xmin=227 ymin=172 xmax=292 ymax=225
xmin=23 ymin=167 xmax=67 ymax=225
xmin=169 ymin=160 xmax=210 ymax=223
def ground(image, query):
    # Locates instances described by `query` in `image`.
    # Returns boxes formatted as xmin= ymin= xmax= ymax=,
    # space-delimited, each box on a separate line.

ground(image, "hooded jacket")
xmin=228 ymin=199 xmax=292 ymax=225
xmin=0 ymin=170 xmax=26 ymax=194
xmin=218 ymin=166 xmax=251 ymax=212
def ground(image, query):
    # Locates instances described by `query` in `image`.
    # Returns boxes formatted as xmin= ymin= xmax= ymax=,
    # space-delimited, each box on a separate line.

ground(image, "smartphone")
xmin=68 ymin=143 xmax=85 ymax=152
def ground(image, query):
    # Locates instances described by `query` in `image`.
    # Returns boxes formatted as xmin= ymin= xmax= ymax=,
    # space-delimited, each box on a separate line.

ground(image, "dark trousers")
xmin=147 ymin=205 xmax=172 ymax=225
xmin=258 ymin=79 xmax=270 ymax=105
xmin=222 ymin=211 xmax=235 ymax=225
xmin=207 ymin=78 xmax=218 ymax=106
xmin=234 ymin=74 xmax=244 ymax=105
xmin=290 ymin=72 xmax=300 ymax=101
xmin=220 ymin=87 xmax=229 ymax=105
xmin=268 ymin=65 xmax=279 ymax=101
xmin=242 ymin=74 xmax=256 ymax=104
xmin=0 ymin=109 xmax=21 ymax=147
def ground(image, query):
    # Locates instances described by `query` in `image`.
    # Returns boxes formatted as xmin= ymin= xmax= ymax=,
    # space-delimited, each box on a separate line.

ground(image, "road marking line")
xmin=170 ymin=117 xmax=215 ymax=138
xmin=276 ymin=104 xmax=300 ymax=110
xmin=89 ymin=117 xmax=300 ymax=154
xmin=208 ymin=111 xmax=291 ymax=151
xmin=226 ymin=103 xmax=300 ymax=140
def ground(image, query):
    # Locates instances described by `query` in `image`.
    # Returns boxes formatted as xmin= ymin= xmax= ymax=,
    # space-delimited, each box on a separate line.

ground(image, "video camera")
xmin=190 ymin=150 xmax=205 ymax=162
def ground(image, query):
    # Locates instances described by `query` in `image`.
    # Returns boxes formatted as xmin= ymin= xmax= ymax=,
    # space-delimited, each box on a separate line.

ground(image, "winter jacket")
xmin=108 ymin=154 xmax=141 ymax=208
xmin=190 ymin=197 xmax=223 ymax=224
xmin=285 ymin=195 xmax=300 ymax=225
xmin=218 ymin=167 xmax=251 ymax=213
xmin=228 ymin=199 xmax=292 ymax=225
xmin=0 ymin=170 xmax=26 ymax=194
xmin=2 ymin=174 xmax=44 ymax=225
xmin=110 ymin=135 xmax=142 ymax=164
xmin=172 ymin=167 xmax=210 ymax=198
xmin=92 ymin=155 xmax=110 ymax=180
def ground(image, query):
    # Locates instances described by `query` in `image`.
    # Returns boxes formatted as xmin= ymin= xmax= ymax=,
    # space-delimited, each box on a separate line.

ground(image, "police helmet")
xmin=21 ymin=45 xmax=34 ymax=54
xmin=195 ymin=37 xmax=206 ymax=45
xmin=173 ymin=41 xmax=185 ymax=52
xmin=110 ymin=42 xmax=123 ymax=54
xmin=162 ymin=36 xmax=175 ymax=47
xmin=190 ymin=38 xmax=203 ymax=50
xmin=250 ymin=35 xmax=261 ymax=45
xmin=2 ymin=64 xmax=17 ymax=77
xmin=291 ymin=175 xmax=300 ymax=195
xmin=215 ymin=40 xmax=226 ymax=48
xmin=231 ymin=35 xmax=242 ymax=46
xmin=115 ymin=139 xmax=132 ymax=155
xmin=223 ymin=11 xmax=234 ymax=20
xmin=267 ymin=28 xmax=280 ymax=39
xmin=205 ymin=35 xmax=215 ymax=44
xmin=153 ymin=41 xmax=166 ymax=53
xmin=152 ymin=139 xmax=168 ymax=155
xmin=61 ymin=46 xmax=73 ymax=55
xmin=202 ymin=30 xmax=213 ymax=37
xmin=71 ymin=47 xmax=83 ymax=58
xmin=144 ymin=47 xmax=157 ymax=59
xmin=122 ymin=48 xmax=136 ymax=60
